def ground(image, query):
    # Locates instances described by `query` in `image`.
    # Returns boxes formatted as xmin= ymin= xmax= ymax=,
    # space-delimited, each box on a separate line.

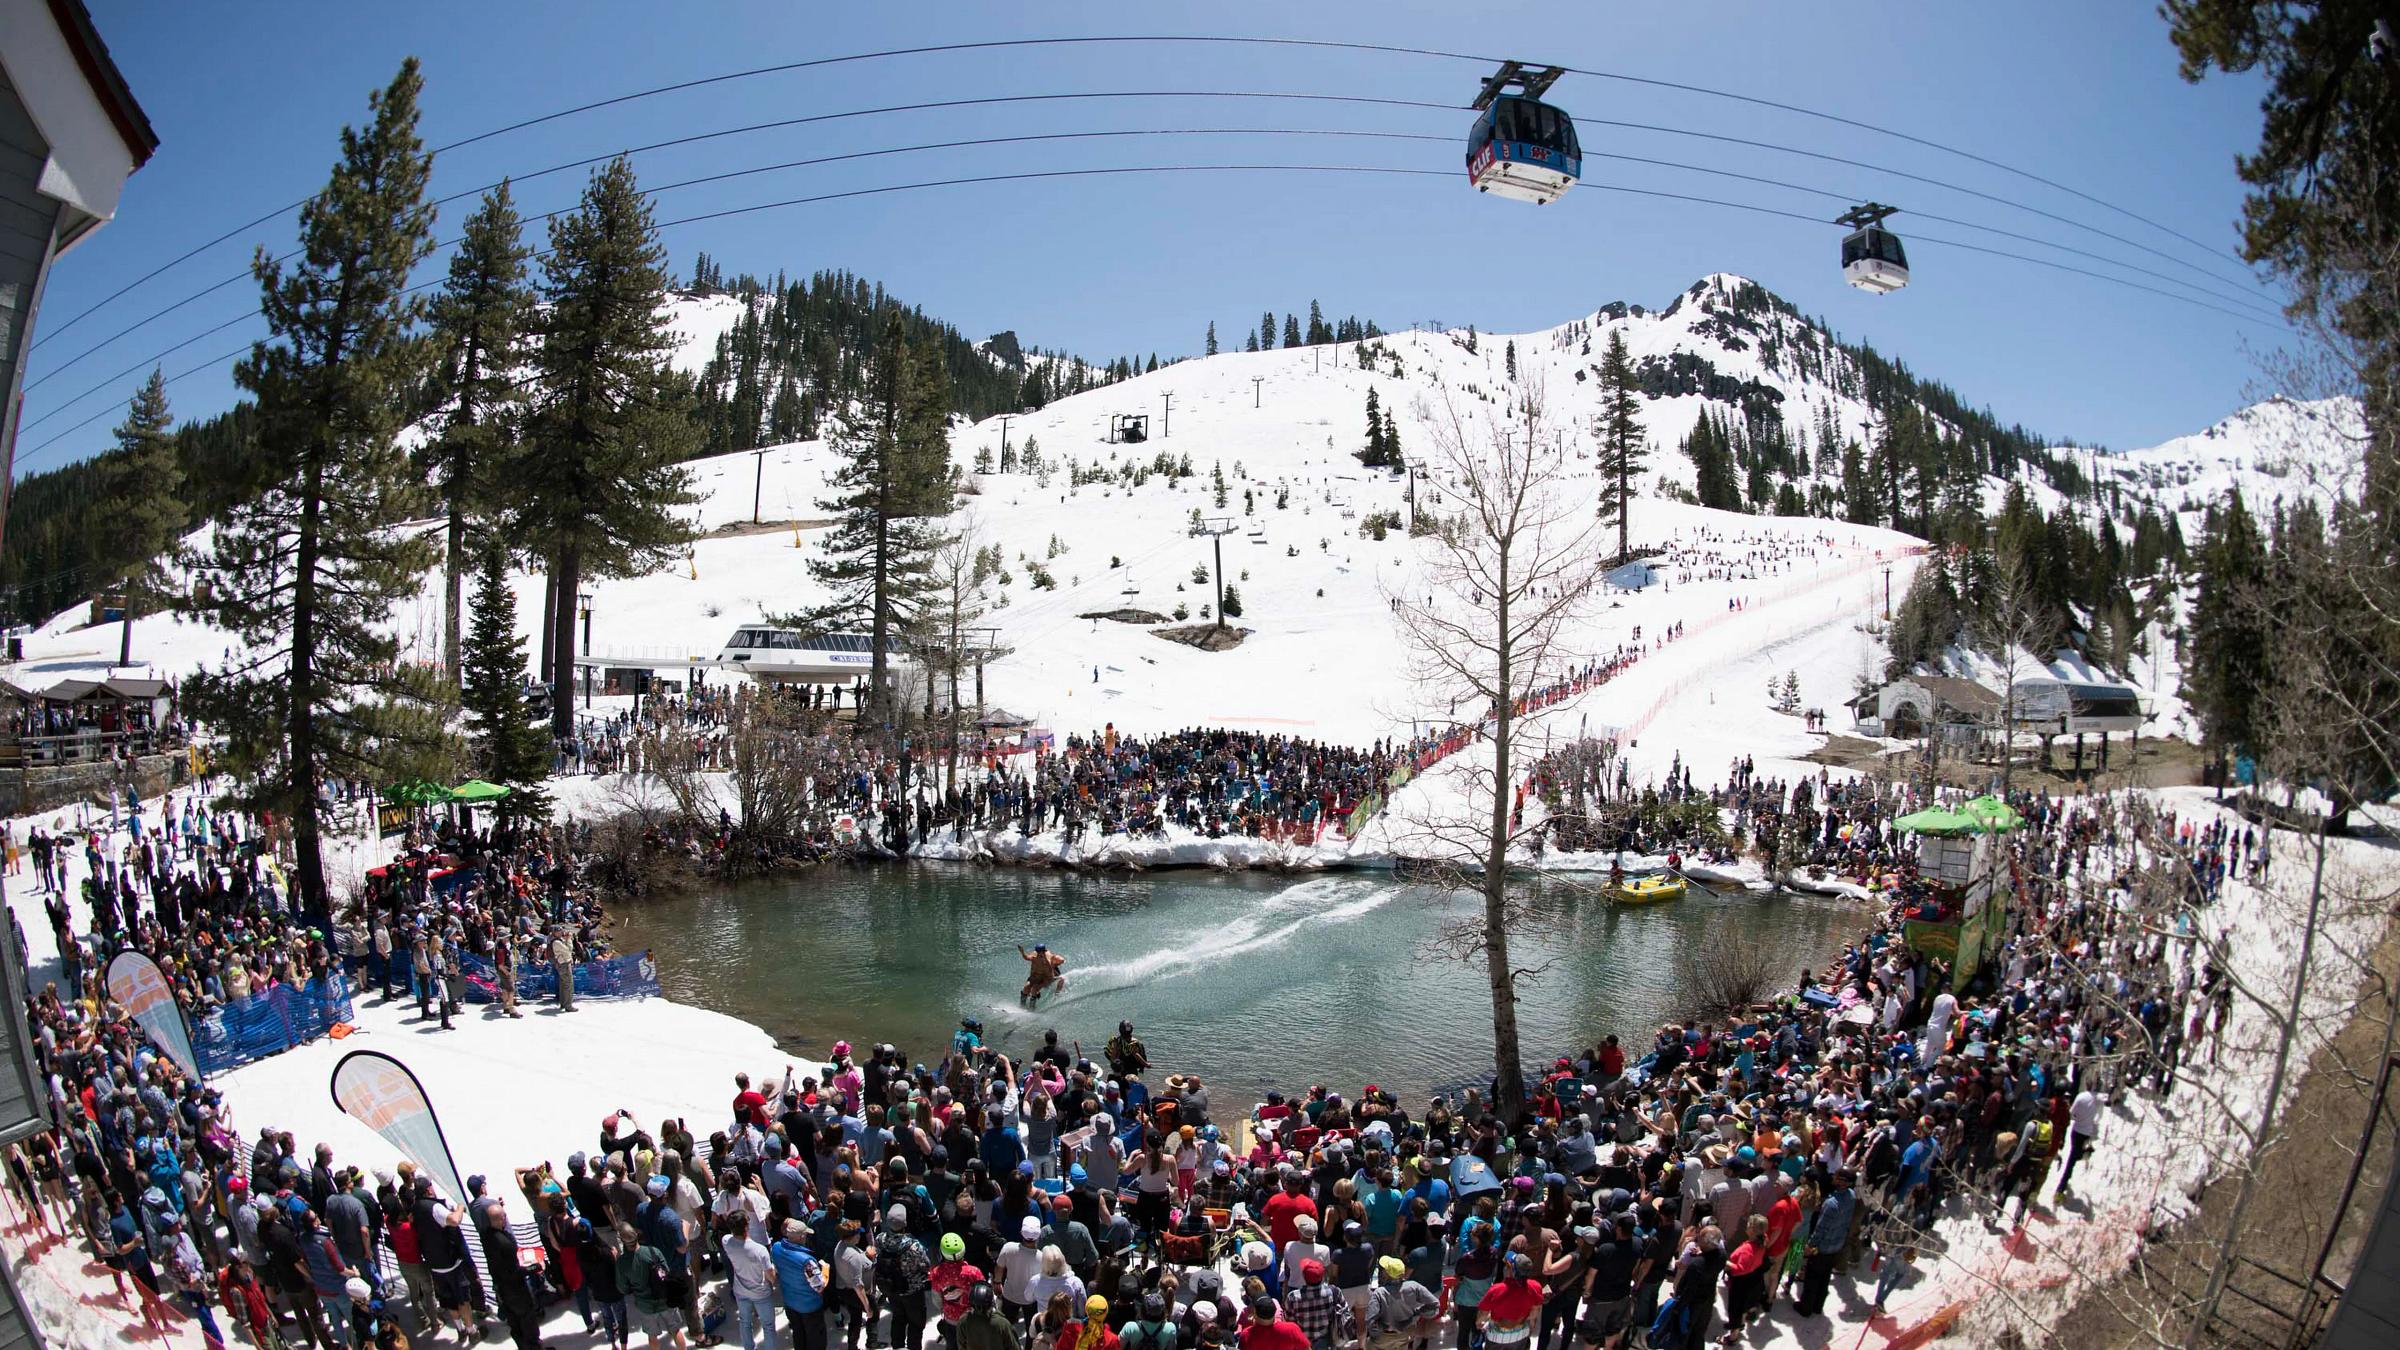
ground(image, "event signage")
xmin=330 ymin=1050 xmax=469 ymax=1205
xmin=104 ymin=950 xmax=203 ymax=1082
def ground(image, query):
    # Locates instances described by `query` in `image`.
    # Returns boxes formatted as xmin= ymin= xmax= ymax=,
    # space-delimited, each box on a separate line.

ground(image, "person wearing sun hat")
xmin=1364 ymin=1255 xmax=1439 ymax=1350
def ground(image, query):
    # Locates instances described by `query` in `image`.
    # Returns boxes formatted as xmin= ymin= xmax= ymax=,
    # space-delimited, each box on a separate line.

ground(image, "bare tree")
xmin=1687 ymin=931 xmax=1784 ymax=1021
xmin=1386 ymin=380 xmax=1611 ymax=1116
xmin=1976 ymin=551 xmax=2052 ymax=793
xmin=916 ymin=521 xmax=1008 ymax=793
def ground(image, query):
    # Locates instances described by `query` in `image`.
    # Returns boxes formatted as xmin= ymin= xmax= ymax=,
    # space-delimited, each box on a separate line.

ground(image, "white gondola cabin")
xmin=716 ymin=626 xmax=907 ymax=684
xmin=1837 ymin=203 xmax=1910 ymax=294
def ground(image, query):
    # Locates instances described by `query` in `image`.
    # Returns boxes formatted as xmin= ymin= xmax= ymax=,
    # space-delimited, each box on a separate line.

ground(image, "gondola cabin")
xmin=1836 ymin=203 xmax=1909 ymax=294
xmin=1466 ymin=62 xmax=1578 ymax=206
xmin=715 ymin=626 xmax=907 ymax=684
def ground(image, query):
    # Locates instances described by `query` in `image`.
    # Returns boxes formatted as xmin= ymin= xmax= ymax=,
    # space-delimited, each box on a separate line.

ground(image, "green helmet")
xmin=940 ymin=1232 xmax=966 ymax=1260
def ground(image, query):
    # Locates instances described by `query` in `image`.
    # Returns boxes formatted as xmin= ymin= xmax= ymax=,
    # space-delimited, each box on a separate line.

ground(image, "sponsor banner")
xmin=105 ymin=950 xmax=202 ymax=1082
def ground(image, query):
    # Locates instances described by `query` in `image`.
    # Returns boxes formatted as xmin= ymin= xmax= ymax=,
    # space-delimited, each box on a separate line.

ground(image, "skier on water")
xmin=1018 ymin=943 xmax=1066 ymax=1006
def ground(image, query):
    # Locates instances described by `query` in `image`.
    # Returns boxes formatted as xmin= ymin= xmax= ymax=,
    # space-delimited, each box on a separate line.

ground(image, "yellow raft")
xmin=1612 ymin=873 xmax=1688 ymax=904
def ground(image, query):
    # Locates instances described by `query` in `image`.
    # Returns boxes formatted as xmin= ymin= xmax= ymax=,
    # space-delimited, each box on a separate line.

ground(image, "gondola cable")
xmin=27 ymin=89 xmax=2281 ymax=400
xmin=31 ymin=33 xmax=2264 ymax=348
xmin=15 ymin=157 xmax=2291 ymax=473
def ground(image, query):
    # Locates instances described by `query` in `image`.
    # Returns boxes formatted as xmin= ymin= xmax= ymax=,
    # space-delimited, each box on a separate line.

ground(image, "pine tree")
xmin=803 ymin=310 xmax=956 ymax=721
xmin=768 ymin=374 xmax=805 ymax=443
xmin=459 ymin=543 xmax=552 ymax=819
xmin=1259 ymin=311 xmax=1276 ymax=353
xmin=1357 ymin=387 xmax=1391 ymax=467
xmin=1221 ymin=584 xmax=1244 ymax=619
xmin=1282 ymin=315 xmax=1302 ymax=348
xmin=1594 ymin=331 xmax=1647 ymax=559
xmin=1505 ymin=340 xmax=1518 ymax=381
xmin=2187 ymin=487 xmax=2272 ymax=778
xmin=1869 ymin=412 xmax=1907 ymax=531
xmin=1205 ymin=321 xmax=1218 ymax=356
xmin=99 ymin=369 xmax=185 ymax=668
xmin=422 ymin=180 xmax=531 ymax=687
xmin=1683 ymin=412 xmax=1742 ymax=512
xmin=1244 ymin=330 xmax=1259 ymax=353
xmin=1839 ymin=440 xmax=1878 ymax=524
xmin=1306 ymin=300 xmax=1328 ymax=345
xmin=182 ymin=60 xmax=440 ymax=925
xmin=513 ymin=156 xmax=699 ymax=736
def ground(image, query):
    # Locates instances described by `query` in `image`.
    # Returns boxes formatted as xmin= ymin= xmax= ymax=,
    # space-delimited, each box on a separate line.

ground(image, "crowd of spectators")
xmin=8 ymin=768 xmax=2274 ymax=1350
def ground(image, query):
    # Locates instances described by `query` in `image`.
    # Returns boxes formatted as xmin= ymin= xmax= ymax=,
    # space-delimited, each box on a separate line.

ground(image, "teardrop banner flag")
xmin=104 ymin=950 xmax=202 ymax=1082
xmin=330 ymin=1050 xmax=467 ymax=1205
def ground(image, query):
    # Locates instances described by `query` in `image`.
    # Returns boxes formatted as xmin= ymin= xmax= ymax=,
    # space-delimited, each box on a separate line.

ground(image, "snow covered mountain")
xmin=2084 ymin=395 xmax=2365 ymax=532
xmin=11 ymin=271 xmax=2366 ymax=756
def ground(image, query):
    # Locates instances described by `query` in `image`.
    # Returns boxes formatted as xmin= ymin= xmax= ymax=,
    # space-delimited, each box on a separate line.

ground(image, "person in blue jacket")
xmin=770 ymin=1218 xmax=830 ymax=1350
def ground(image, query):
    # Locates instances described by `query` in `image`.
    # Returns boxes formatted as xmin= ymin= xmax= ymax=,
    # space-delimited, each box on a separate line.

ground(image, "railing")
xmin=0 ymin=725 xmax=184 ymax=768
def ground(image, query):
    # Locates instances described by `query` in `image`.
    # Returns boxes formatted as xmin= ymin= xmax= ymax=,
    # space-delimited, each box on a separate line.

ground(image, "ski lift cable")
xmin=26 ymin=92 xmax=1461 ymax=387
xmin=432 ymin=34 xmax=2255 ymax=281
xmin=17 ymin=160 xmax=2287 ymax=473
xmin=30 ymin=91 xmax=2275 ymax=395
xmin=32 ymin=34 xmax=2259 ymax=350
xmin=33 ymin=91 xmax=2274 ymax=408
xmin=1572 ymin=149 xmax=2281 ymax=320
xmin=23 ymin=127 xmax=1453 ymax=422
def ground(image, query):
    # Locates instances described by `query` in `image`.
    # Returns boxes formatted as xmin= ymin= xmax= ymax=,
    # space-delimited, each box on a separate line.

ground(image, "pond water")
xmin=609 ymin=864 xmax=1866 ymax=1101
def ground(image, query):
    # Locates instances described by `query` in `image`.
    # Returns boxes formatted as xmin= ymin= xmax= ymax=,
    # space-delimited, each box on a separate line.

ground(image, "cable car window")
xmin=1555 ymin=111 xmax=1579 ymax=157
xmin=1842 ymin=232 xmax=1868 ymax=267
xmin=1878 ymin=232 xmax=1908 ymax=266
xmin=1469 ymin=109 xmax=1494 ymax=158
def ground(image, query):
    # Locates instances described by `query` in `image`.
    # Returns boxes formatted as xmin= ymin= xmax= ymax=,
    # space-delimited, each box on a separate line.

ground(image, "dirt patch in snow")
xmin=1153 ymin=623 xmax=1251 ymax=652
xmin=1078 ymin=608 xmax=1170 ymax=625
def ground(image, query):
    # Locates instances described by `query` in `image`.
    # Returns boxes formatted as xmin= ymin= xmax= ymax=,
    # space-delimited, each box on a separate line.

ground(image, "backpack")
xmin=876 ymin=1235 xmax=930 ymax=1295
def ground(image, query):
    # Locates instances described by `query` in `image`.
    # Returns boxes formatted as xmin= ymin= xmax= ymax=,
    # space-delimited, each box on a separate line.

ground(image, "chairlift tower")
xmin=1192 ymin=515 xmax=1239 ymax=632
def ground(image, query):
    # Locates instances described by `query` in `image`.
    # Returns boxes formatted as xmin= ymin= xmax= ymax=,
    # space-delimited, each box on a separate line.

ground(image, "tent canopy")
xmin=448 ymin=779 xmax=511 ymax=803
xmin=1894 ymin=806 xmax=1976 ymax=835
xmin=1897 ymin=797 xmax=2022 ymax=837
xmin=1958 ymin=794 xmax=2022 ymax=833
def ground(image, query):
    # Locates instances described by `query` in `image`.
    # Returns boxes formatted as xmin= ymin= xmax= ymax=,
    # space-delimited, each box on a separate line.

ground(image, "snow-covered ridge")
xmin=15 ymin=272 xmax=2359 ymax=762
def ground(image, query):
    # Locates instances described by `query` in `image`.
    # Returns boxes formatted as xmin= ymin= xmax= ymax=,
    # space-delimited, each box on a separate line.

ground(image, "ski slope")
xmin=6 ymin=273 xmax=2358 ymax=760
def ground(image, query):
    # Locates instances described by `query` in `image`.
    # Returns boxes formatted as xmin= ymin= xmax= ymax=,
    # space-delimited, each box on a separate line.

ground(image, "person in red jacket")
xmin=1475 ymin=1253 xmax=1546 ymax=1349
xmin=1236 ymin=1296 xmax=1309 ymax=1350
xmin=216 ymin=1257 xmax=275 ymax=1348
xmin=1261 ymin=1173 xmax=1319 ymax=1249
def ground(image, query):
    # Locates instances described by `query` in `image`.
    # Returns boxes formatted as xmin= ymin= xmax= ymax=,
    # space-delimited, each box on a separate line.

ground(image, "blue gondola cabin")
xmin=1466 ymin=95 xmax=1581 ymax=205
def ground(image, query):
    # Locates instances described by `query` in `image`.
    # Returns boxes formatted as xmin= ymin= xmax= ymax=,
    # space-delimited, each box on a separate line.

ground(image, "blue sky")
xmin=19 ymin=0 xmax=2280 ymax=476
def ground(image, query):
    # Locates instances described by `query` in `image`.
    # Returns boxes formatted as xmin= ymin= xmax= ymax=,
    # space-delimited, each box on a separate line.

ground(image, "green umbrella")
xmin=447 ymin=779 xmax=512 ymax=803
xmin=382 ymin=780 xmax=453 ymax=805
xmin=1894 ymin=806 xmax=1976 ymax=835
xmin=1958 ymin=795 xmax=2022 ymax=834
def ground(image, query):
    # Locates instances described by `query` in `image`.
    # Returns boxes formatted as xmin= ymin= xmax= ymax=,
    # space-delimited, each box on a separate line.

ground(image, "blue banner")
xmin=454 ymin=950 xmax=659 ymax=1003
xmin=189 ymin=976 xmax=356 ymax=1074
